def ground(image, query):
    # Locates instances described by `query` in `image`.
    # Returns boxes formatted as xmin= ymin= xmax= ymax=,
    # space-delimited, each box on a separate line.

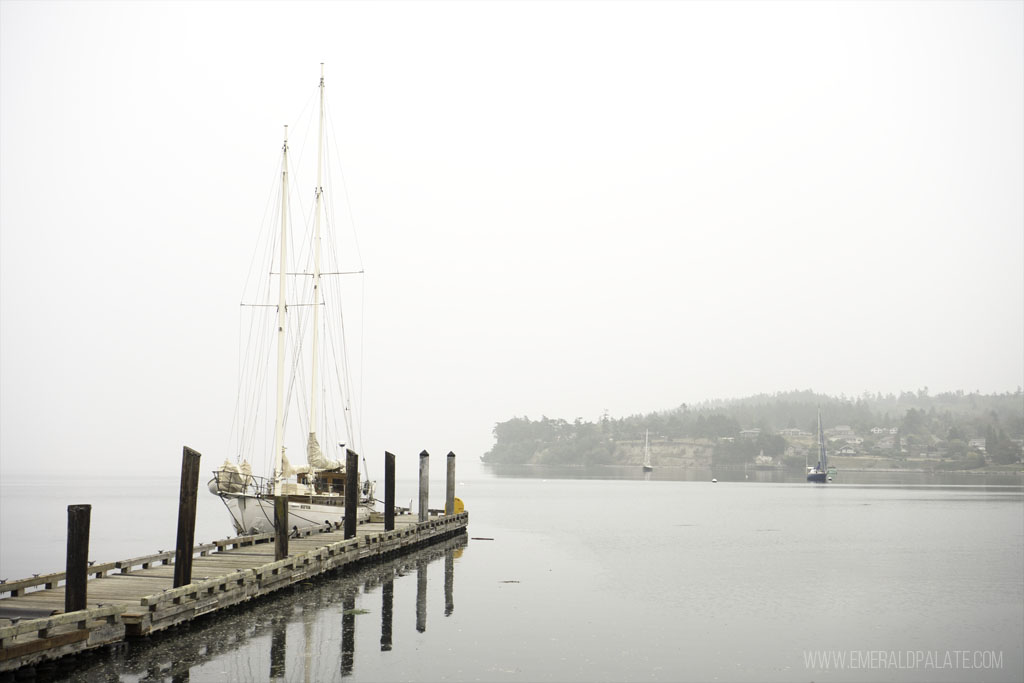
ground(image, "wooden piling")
xmin=445 ymin=451 xmax=456 ymax=516
xmin=345 ymin=449 xmax=358 ymax=539
xmin=384 ymin=451 xmax=396 ymax=532
xmin=173 ymin=446 xmax=202 ymax=588
xmin=274 ymin=496 xmax=288 ymax=561
xmin=418 ymin=450 xmax=429 ymax=523
xmin=64 ymin=504 xmax=91 ymax=613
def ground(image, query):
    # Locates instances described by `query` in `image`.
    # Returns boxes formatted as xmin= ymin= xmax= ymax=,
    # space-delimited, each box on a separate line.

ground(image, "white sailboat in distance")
xmin=642 ymin=429 xmax=653 ymax=472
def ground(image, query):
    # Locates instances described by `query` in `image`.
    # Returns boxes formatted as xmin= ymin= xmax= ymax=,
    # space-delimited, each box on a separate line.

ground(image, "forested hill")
xmin=481 ymin=389 xmax=1024 ymax=468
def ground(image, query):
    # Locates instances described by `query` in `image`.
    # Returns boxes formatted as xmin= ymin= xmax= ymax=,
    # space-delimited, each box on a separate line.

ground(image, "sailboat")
xmin=806 ymin=409 xmax=834 ymax=483
xmin=208 ymin=65 xmax=375 ymax=535
xmin=642 ymin=430 xmax=653 ymax=472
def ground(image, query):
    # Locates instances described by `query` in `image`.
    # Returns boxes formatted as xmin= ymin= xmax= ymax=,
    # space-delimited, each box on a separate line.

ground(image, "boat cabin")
xmin=297 ymin=469 xmax=347 ymax=495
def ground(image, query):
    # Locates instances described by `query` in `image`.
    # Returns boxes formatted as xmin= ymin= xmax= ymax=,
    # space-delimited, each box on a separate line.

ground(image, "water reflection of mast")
xmin=444 ymin=548 xmax=455 ymax=616
xmin=416 ymin=558 xmax=428 ymax=632
xmin=270 ymin=615 xmax=287 ymax=679
xmin=304 ymin=601 xmax=315 ymax=683
xmin=341 ymin=587 xmax=356 ymax=676
xmin=381 ymin=570 xmax=394 ymax=651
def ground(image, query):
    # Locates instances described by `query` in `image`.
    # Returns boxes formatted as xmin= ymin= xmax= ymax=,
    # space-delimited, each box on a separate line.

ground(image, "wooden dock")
xmin=0 ymin=512 xmax=468 ymax=673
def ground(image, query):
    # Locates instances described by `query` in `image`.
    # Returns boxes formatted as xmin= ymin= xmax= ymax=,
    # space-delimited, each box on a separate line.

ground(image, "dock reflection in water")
xmin=54 ymin=534 xmax=468 ymax=682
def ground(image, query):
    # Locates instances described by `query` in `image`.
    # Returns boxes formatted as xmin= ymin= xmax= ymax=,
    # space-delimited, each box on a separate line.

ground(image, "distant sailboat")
xmin=806 ymin=409 xmax=835 ymax=483
xmin=642 ymin=430 xmax=653 ymax=472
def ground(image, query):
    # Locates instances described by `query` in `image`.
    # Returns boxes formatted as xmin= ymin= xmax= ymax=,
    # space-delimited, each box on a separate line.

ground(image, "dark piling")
xmin=64 ymin=504 xmax=91 ymax=613
xmin=173 ymin=446 xmax=202 ymax=588
xmin=344 ymin=449 xmax=358 ymax=539
xmin=384 ymin=451 xmax=396 ymax=532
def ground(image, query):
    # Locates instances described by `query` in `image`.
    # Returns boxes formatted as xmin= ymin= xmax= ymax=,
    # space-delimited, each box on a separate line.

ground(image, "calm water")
xmin=1 ymin=465 xmax=1022 ymax=682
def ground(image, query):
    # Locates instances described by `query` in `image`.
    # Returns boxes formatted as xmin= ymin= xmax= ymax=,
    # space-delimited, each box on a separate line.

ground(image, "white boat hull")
xmin=217 ymin=493 xmax=371 ymax=536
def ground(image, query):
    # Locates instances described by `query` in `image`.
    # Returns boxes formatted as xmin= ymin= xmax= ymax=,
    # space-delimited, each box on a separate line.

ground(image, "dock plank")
xmin=1 ymin=512 xmax=467 ymax=673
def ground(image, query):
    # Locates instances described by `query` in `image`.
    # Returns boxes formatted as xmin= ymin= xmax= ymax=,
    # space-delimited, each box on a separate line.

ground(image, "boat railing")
xmin=209 ymin=469 xmax=273 ymax=497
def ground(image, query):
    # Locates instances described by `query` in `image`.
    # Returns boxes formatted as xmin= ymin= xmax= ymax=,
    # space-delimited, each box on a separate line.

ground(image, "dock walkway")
xmin=0 ymin=512 xmax=468 ymax=673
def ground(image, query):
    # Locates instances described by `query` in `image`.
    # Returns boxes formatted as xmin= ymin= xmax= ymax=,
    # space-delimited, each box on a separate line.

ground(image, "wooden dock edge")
xmin=0 ymin=512 xmax=468 ymax=674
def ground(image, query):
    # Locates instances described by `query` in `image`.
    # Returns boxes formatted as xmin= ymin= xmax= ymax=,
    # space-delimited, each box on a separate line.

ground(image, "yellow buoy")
xmin=445 ymin=496 xmax=465 ymax=514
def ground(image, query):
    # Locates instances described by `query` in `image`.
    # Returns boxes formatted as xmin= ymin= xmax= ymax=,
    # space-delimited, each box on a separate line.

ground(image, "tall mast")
xmin=309 ymin=64 xmax=325 ymax=445
xmin=817 ymin=408 xmax=826 ymax=470
xmin=273 ymin=125 xmax=290 ymax=491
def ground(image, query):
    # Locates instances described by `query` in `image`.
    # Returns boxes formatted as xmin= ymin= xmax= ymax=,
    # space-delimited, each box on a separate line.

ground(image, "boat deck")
xmin=0 ymin=512 xmax=468 ymax=672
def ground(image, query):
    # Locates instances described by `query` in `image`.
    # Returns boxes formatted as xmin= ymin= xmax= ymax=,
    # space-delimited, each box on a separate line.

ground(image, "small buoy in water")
xmin=711 ymin=478 xmax=717 ymax=483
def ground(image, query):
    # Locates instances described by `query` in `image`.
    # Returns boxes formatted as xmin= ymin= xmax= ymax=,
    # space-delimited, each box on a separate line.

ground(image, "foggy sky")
xmin=1 ymin=1 xmax=1022 ymax=479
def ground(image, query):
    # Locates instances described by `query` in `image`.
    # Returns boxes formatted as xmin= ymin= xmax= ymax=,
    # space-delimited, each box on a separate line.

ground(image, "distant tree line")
xmin=481 ymin=389 xmax=1024 ymax=467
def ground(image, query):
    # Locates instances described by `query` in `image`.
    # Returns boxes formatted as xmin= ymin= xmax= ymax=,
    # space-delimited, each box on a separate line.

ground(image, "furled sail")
xmin=210 ymin=458 xmax=253 ymax=494
xmin=307 ymin=432 xmax=342 ymax=470
xmin=280 ymin=450 xmax=298 ymax=478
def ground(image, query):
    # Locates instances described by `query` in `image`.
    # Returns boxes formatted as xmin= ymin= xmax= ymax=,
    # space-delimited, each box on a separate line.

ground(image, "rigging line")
xmin=288 ymin=86 xmax=325 ymax=244
xmin=321 ymin=160 xmax=359 ymax=287
xmin=318 ymin=278 xmax=355 ymax=453
xmin=254 ymin=308 xmax=278 ymax=470
xmin=289 ymin=83 xmax=318 ymax=155
xmin=284 ymin=287 xmax=308 ymax=424
xmin=269 ymin=270 xmax=364 ymax=276
xmin=335 ymin=286 xmax=360 ymax=453
xmin=240 ymin=154 xmax=287 ymax=306
xmin=316 ymin=217 xmax=358 ymax=451
xmin=328 ymin=287 xmax=357 ymax=454
xmin=240 ymin=153 xmax=288 ymax=312
xmin=322 ymin=301 xmax=352 ymax=454
xmin=237 ymin=203 xmax=284 ymax=468
xmin=357 ymin=275 xmax=365 ymax=450
xmin=239 ymin=306 xmax=274 ymax=469
xmin=277 ymin=193 xmax=314 ymax=461
xmin=266 ymin=270 xmax=364 ymax=276
xmin=317 ymin=264 xmax=363 ymax=450
xmin=319 ymin=182 xmax=362 ymax=454
xmin=256 ymin=500 xmax=277 ymax=536
xmin=293 ymin=295 xmax=321 ymax=455
xmin=247 ymin=256 xmax=277 ymax=398
xmin=228 ymin=308 xmax=245 ymax=464
xmin=242 ymin=302 xmax=322 ymax=308
xmin=250 ymin=237 xmax=282 ymax=463
xmin=216 ymin=495 xmax=245 ymax=535
xmin=239 ymin=308 xmax=271 ymax=464
xmin=323 ymin=96 xmax=365 ymax=270
xmin=285 ymin=155 xmax=304 ymax=304
xmin=235 ymin=269 xmax=276 ymax=464
xmin=288 ymin=87 xmax=317 ymax=220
